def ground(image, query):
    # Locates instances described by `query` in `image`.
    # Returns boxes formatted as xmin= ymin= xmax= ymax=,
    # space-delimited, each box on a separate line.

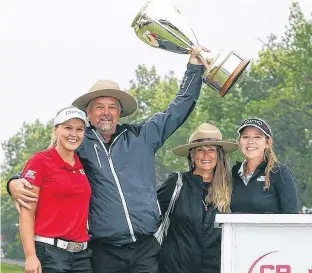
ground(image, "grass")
xmin=1 ymin=263 xmax=23 ymax=273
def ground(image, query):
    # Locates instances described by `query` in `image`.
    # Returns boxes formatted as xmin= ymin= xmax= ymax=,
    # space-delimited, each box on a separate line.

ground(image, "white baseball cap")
xmin=54 ymin=106 xmax=89 ymax=127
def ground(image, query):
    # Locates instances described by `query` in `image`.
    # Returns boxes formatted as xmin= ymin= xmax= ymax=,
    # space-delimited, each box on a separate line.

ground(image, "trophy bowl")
xmin=131 ymin=0 xmax=250 ymax=97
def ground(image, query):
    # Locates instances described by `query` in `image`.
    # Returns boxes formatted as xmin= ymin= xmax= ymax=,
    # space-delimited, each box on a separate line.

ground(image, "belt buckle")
xmin=66 ymin=242 xmax=82 ymax=252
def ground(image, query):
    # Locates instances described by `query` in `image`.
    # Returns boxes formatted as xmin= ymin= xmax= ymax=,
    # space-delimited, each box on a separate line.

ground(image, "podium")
xmin=215 ymin=214 xmax=312 ymax=273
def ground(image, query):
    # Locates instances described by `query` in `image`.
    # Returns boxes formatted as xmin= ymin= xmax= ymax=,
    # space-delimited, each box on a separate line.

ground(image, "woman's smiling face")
xmin=191 ymin=145 xmax=218 ymax=171
xmin=239 ymin=127 xmax=271 ymax=160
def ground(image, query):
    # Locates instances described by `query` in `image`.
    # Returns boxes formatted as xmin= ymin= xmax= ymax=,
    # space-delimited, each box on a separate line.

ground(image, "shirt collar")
xmin=86 ymin=124 xmax=124 ymax=144
xmin=49 ymin=147 xmax=81 ymax=170
xmin=238 ymin=160 xmax=247 ymax=178
xmin=186 ymin=171 xmax=212 ymax=185
xmin=238 ymin=158 xmax=268 ymax=179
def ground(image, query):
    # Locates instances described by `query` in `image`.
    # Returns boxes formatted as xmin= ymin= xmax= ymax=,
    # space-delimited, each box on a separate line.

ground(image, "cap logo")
xmin=239 ymin=117 xmax=272 ymax=137
xmin=66 ymin=110 xmax=84 ymax=117
xmin=54 ymin=106 xmax=89 ymax=127
xmin=243 ymin=119 xmax=263 ymax=126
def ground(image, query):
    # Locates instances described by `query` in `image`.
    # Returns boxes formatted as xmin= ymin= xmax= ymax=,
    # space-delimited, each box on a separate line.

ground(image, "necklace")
xmin=202 ymin=200 xmax=208 ymax=212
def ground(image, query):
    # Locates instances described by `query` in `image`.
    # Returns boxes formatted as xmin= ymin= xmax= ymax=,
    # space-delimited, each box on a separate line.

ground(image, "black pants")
xmin=35 ymin=241 xmax=93 ymax=273
xmin=89 ymin=235 xmax=161 ymax=273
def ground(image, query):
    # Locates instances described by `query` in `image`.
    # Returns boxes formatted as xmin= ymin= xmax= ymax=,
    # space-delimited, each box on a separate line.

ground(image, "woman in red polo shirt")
xmin=19 ymin=106 xmax=92 ymax=273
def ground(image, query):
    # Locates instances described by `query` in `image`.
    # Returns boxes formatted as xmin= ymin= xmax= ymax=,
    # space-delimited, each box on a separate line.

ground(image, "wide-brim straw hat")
xmin=72 ymin=80 xmax=137 ymax=118
xmin=172 ymin=123 xmax=239 ymax=157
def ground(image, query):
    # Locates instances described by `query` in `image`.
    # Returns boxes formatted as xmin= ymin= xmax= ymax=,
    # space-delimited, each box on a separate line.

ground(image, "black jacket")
xmin=157 ymin=172 xmax=221 ymax=273
xmin=231 ymin=160 xmax=299 ymax=213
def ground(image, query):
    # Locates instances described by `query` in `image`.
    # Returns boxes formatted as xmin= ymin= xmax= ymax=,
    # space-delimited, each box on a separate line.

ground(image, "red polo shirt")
xmin=21 ymin=147 xmax=91 ymax=242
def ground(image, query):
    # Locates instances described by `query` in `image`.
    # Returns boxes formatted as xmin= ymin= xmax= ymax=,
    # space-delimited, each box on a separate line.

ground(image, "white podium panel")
xmin=215 ymin=214 xmax=312 ymax=273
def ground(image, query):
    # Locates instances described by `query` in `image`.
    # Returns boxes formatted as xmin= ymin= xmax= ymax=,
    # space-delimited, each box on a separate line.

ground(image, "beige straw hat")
xmin=72 ymin=80 xmax=137 ymax=118
xmin=172 ymin=123 xmax=239 ymax=157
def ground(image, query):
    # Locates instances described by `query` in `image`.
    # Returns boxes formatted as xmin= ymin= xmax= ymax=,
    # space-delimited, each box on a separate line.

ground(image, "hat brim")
xmin=237 ymin=124 xmax=271 ymax=138
xmin=54 ymin=116 xmax=90 ymax=128
xmin=72 ymin=89 xmax=137 ymax=118
xmin=172 ymin=141 xmax=239 ymax=157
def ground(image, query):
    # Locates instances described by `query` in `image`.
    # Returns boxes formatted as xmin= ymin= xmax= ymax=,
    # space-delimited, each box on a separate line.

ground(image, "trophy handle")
xmin=219 ymin=58 xmax=250 ymax=97
xmin=196 ymin=51 xmax=213 ymax=72
xmin=202 ymin=51 xmax=250 ymax=97
xmin=197 ymin=50 xmax=223 ymax=73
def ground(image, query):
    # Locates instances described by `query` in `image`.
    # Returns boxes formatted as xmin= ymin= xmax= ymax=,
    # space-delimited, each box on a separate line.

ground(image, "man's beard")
xmin=97 ymin=121 xmax=113 ymax=133
xmin=95 ymin=114 xmax=116 ymax=134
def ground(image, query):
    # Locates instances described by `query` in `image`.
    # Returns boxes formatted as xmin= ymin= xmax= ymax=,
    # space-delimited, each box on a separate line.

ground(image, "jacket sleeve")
xmin=6 ymin=172 xmax=22 ymax=195
xmin=273 ymin=164 xmax=299 ymax=213
xmin=157 ymin=173 xmax=180 ymax=215
xmin=141 ymin=63 xmax=204 ymax=150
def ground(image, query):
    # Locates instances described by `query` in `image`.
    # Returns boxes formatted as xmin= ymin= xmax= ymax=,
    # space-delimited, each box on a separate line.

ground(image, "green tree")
xmin=1 ymin=120 xmax=52 ymax=259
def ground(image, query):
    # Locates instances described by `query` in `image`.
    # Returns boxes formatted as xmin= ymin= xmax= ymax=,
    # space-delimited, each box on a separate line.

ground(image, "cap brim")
xmin=54 ymin=115 xmax=90 ymax=127
xmin=172 ymin=141 xmax=239 ymax=157
xmin=237 ymin=124 xmax=271 ymax=138
xmin=72 ymin=89 xmax=137 ymax=118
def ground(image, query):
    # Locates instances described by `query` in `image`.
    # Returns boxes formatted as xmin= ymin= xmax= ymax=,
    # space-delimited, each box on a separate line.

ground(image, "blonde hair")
xmin=264 ymin=145 xmax=278 ymax=190
xmin=189 ymin=147 xmax=232 ymax=213
xmin=207 ymin=147 xmax=232 ymax=213
xmin=48 ymin=128 xmax=57 ymax=148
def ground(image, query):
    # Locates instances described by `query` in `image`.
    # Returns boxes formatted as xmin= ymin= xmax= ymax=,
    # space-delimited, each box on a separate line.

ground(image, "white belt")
xmin=34 ymin=235 xmax=88 ymax=252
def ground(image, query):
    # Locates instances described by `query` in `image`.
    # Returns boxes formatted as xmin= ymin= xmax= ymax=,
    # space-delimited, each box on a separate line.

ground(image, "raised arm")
xmin=141 ymin=47 xmax=206 ymax=150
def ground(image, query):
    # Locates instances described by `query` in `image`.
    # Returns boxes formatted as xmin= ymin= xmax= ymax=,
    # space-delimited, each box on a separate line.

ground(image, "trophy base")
xmin=203 ymin=51 xmax=250 ymax=98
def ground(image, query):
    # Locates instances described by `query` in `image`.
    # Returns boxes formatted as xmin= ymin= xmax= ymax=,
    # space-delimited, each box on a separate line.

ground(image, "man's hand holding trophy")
xmin=131 ymin=0 xmax=250 ymax=97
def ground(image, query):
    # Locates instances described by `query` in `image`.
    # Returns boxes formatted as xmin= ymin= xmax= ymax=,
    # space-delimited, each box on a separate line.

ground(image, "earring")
xmin=192 ymin=161 xmax=195 ymax=169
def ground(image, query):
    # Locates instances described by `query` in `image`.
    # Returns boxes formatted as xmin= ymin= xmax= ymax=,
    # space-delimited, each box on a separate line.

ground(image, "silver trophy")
xmin=131 ymin=0 xmax=250 ymax=97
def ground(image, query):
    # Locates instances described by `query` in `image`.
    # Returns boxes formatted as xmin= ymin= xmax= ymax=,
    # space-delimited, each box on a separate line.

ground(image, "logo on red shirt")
xmin=24 ymin=170 xmax=36 ymax=179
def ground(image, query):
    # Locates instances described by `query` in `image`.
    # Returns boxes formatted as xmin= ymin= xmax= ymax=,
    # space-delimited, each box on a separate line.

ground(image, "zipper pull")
xmin=107 ymin=153 xmax=111 ymax=160
xmin=202 ymin=200 xmax=208 ymax=212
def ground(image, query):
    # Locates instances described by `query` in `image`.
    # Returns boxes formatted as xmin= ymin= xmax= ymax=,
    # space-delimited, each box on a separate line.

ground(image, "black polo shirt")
xmin=231 ymin=160 xmax=299 ymax=213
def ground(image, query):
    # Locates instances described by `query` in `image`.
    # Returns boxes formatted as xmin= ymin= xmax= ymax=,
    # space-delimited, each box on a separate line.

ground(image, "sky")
xmin=0 ymin=0 xmax=311 ymax=158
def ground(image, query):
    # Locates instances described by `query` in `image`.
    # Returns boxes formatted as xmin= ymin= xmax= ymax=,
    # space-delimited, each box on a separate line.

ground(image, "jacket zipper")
xmin=92 ymin=129 xmax=136 ymax=242
xmin=156 ymin=200 xmax=162 ymax=217
xmin=93 ymin=144 xmax=102 ymax=168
